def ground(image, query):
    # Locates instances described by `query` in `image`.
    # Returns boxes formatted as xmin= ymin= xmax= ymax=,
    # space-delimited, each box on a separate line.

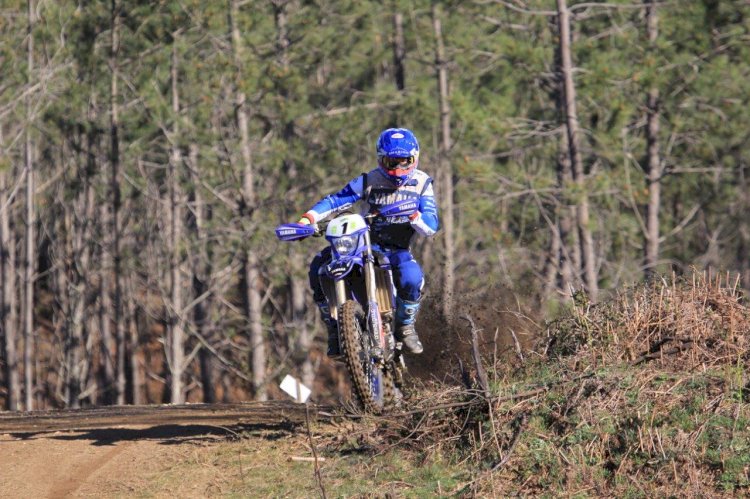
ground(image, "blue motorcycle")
xmin=275 ymin=200 xmax=417 ymax=412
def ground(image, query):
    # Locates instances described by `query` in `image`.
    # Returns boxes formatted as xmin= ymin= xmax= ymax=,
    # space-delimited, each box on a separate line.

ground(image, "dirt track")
xmin=0 ymin=402 xmax=328 ymax=498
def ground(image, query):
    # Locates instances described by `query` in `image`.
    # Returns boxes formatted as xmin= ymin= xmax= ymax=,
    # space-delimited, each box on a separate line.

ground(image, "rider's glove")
xmin=297 ymin=213 xmax=315 ymax=225
xmin=297 ymin=213 xmax=321 ymax=235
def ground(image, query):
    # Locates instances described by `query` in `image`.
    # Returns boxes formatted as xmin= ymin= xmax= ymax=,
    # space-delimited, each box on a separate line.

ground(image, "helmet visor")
xmin=381 ymin=155 xmax=416 ymax=171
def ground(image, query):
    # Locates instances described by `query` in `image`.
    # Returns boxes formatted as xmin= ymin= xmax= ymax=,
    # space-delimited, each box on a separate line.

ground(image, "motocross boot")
xmin=394 ymin=297 xmax=424 ymax=354
xmin=317 ymin=302 xmax=341 ymax=357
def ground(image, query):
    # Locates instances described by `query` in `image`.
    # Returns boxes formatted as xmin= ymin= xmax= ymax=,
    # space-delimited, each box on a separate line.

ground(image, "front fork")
xmin=330 ymin=240 xmax=378 ymax=323
xmin=334 ymin=279 xmax=347 ymax=309
xmin=363 ymin=232 xmax=390 ymax=360
xmin=333 ymin=232 xmax=391 ymax=363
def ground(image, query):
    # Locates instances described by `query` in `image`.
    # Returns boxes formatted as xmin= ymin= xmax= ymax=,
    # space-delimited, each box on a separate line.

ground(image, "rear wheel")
xmin=339 ymin=300 xmax=396 ymax=413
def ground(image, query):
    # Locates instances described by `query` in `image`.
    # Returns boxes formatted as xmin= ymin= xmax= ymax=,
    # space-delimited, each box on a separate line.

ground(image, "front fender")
xmin=325 ymin=256 xmax=361 ymax=280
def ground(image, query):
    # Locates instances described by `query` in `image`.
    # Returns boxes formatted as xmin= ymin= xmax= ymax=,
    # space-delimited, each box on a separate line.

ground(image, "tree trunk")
xmin=290 ymin=272 xmax=313 ymax=388
xmin=98 ymin=203 xmax=117 ymax=404
xmin=127 ymin=288 xmax=142 ymax=405
xmin=393 ymin=12 xmax=406 ymax=91
xmin=231 ymin=1 xmax=255 ymax=209
xmin=230 ymin=0 xmax=266 ymax=401
xmin=245 ymin=254 xmax=266 ymax=400
xmin=23 ymin=0 xmax=36 ymax=412
xmin=85 ymin=100 xmax=115 ymax=405
xmin=558 ymin=136 xmax=579 ymax=294
xmin=0 ymin=153 xmax=21 ymax=411
xmin=545 ymin=16 xmax=577 ymax=300
xmin=57 ymin=183 xmax=95 ymax=409
xmin=644 ymin=0 xmax=661 ymax=279
xmin=78 ymin=141 xmax=96 ymax=406
xmin=556 ymin=0 xmax=598 ymax=302
xmin=432 ymin=5 xmax=455 ymax=322
xmin=542 ymin=220 xmax=562 ymax=299
xmin=187 ymin=145 xmax=216 ymax=403
xmin=272 ymin=0 xmax=312 ymax=389
xmin=272 ymin=0 xmax=290 ymax=68
xmin=62 ymin=210 xmax=84 ymax=408
xmin=168 ymin=40 xmax=186 ymax=404
xmin=110 ymin=0 xmax=126 ymax=405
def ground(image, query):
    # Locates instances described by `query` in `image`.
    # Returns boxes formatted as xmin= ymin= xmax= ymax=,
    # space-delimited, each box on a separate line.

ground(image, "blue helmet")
xmin=376 ymin=128 xmax=420 ymax=187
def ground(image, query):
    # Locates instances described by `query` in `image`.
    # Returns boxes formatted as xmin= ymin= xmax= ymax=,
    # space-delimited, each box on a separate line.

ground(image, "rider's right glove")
xmin=297 ymin=213 xmax=320 ymax=235
xmin=297 ymin=213 xmax=314 ymax=225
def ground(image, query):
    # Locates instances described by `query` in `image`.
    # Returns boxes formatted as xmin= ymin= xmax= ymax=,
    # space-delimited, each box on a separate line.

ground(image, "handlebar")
xmin=276 ymin=200 xmax=418 ymax=242
xmin=275 ymin=214 xmax=374 ymax=242
xmin=312 ymin=220 xmax=329 ymax=237
xmin=315 ymin=211 xmax=383 ymax=235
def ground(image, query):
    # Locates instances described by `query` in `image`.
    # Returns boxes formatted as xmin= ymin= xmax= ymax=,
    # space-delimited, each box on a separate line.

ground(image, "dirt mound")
xmin=349 ymin=271 xmax=750 ymax=496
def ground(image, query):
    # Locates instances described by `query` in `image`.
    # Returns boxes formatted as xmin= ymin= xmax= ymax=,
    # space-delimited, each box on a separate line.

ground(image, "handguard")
xmin=275 ymin=223 xmax=316 ymax=241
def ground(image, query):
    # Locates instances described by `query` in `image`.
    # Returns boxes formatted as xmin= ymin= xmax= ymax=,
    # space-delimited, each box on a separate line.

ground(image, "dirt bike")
xmin=275 ymin=199 xmax=418 ymax=412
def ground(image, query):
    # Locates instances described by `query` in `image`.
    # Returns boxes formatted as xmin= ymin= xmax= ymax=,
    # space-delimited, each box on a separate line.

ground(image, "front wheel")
xmin=339 ymin=300 xmax=396 ymax=413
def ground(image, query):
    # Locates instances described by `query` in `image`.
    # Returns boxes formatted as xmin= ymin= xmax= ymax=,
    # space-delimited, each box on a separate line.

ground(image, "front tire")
xmin=339 ymin=300 xmax=396 ymax=413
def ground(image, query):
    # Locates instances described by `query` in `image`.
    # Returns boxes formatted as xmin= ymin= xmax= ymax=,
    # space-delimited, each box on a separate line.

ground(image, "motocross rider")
xmin=297 ymin=128 xmax=439 ymax=357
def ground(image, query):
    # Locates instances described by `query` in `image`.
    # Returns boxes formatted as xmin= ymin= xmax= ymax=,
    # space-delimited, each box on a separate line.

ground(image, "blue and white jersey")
xmin=305 ymin=168 xmax=439 ymax=249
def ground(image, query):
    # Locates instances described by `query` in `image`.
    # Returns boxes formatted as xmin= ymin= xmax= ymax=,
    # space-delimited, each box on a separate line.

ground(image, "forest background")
xmin=0 ymin=0 xmax=748 ymax=411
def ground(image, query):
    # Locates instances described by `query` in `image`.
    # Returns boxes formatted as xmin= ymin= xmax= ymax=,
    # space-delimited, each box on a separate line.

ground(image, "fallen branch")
xmin=457 ymin=356 xmax=473 ymax=390
xmin=462 ymin=315 xmax=490 ymax=397
xmin=509 ymin=328 xmax=525 ymax=364
xmin=305 ymin=403 xmax=327 ymax=499
xmin=491 ymin=412 xmax=528 ymax=471
xmin=326 ymin=372 xmax=598 ymax=422
xmin=633 ymin=340 xmax=693 ymax=365
xmin=289 ymin=456 xmax=327 ymax=463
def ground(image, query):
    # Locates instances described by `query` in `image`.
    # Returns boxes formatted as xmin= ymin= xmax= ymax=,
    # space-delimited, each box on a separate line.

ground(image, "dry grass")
xmin=332 ymin=271 xmax=750 ymax=497
xmin=545 ymin=271 xmax=749 ymax=370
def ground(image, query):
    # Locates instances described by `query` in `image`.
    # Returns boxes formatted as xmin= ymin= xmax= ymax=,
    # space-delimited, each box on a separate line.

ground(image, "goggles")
xmin=381 ymin=155 xmax=416 ymax=170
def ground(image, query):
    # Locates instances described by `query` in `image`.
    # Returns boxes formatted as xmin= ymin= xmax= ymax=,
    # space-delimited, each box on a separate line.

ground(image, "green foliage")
xmin=9 ymin=0 xmax=750 ymax=295
xmin=4 ymin=0 xmax=750 ymax=408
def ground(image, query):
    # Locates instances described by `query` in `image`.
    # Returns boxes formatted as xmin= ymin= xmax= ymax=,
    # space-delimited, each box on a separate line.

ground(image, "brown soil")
xmin=0 ymin=402 xmax=318 ymax=498
xmin=1 ymin=429 xmax=151 ymax=498
xmin=0 ymin=424 xmax=308 ymax=498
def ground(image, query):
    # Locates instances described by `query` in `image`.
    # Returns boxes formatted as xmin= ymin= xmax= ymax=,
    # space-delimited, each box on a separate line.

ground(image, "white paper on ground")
xmin=279 ymin=374 xmax=311 ymax=403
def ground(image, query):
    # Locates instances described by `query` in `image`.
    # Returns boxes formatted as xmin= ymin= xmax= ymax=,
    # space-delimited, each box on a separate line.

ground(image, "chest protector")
xmin=360 ymin=169 xmax=432 ymax=250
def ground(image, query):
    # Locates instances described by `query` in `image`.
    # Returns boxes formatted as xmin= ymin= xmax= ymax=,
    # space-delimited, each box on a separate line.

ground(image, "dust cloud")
xmin=406 ymin=284 xmax=540 ymax=384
